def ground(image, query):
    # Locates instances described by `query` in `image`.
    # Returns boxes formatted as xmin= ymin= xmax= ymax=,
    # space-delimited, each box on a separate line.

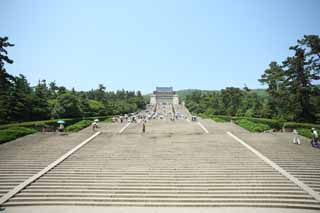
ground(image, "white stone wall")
xmin=173 ymin=95 xmax=179 ymax=105
xmin=150 ymin=95 xmax=157 ymax=105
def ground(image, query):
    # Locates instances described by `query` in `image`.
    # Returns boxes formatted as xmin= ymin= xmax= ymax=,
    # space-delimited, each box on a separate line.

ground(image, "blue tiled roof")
xmin=156 ymin=87 xmax=173 ymax=93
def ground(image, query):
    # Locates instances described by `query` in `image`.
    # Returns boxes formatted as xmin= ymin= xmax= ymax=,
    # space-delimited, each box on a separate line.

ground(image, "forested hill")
xmin=176 ymin=89 xmax=268 ymax=101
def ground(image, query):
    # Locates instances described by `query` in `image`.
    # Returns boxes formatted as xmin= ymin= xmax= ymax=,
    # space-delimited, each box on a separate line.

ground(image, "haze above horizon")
xmin=1 ymin=0 xmax=320 ymax=94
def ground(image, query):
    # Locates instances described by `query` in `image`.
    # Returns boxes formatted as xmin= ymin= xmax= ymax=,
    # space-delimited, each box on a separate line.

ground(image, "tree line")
xmin=186 ymin=35 xmax=320 ymax=123
xmin=0 ymin=37 xmax=146 ymax=124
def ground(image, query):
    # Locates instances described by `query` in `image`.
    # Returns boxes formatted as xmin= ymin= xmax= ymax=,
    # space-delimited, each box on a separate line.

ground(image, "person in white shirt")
xmin=311 ymin=128 xmax=319 ymax=147
xmin=292 ymin=129 xmax=300 ymax=145
xmin=92 ymin=121 xmax=97 ymax=131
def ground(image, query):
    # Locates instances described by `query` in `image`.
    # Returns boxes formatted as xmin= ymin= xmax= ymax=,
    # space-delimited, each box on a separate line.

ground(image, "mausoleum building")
xmin=150 ymin=87 xmax=179 ymax=105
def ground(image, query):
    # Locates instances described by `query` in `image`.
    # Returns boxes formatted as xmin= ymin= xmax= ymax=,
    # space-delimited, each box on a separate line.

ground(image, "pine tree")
xmin=0 ymin=37 xmax=14 ymax=124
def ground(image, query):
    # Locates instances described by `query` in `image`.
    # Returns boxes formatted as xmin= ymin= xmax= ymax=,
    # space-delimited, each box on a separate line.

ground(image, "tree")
xmin=52 ymin=93 xmax=82 ymax=118
xmin=31 ymin=80 xmax=51 ymax=120
xmin=9 ymin=74 xmax=33 ymax=121
xmin=259 ymin=35 xmax=320 ymax=122
xmin=220 ymin=87 xmax=243 ymax=116
xmin=0 ymin=37 xmax=14 ymax=124
xmin=297 ymin=35 xmax=320 ymax=77
xmin=48 ymin=81 xmax=59 ymax=98
xmin=259 ymin=62 xmax=290 ymax=119
xmin=282 ymin=47 xmax=315 ymax=121
xmin=0 ymin=37 xmax=14 ymax=69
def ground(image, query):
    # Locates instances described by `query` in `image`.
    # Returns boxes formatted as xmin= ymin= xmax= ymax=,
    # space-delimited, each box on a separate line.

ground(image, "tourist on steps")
xmin=92 ymin=121 xmax=97 ymax=131
xmin=311 ymin=128 xmax=319 ymax=148
xmin=292 ymin=129 xmax=300 ymax=145
xmin=142 ymin=121 xmax=146 ymax=133
xmin=58 ymin=124 xmax=64 ymax=132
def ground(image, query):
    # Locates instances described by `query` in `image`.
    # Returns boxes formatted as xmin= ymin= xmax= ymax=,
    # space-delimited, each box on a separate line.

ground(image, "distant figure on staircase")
xmin=311 ymin=128 xmax=319 ymax=147
xmin=292 ymin=129 xmax=300 ymax=145
xmin=142 ymin=121 xmax=146 ymax=133
xmin=92 ymin=121 xmax=97 ymax=132
xmin=58 ymin=124 xmax=64 ymax=133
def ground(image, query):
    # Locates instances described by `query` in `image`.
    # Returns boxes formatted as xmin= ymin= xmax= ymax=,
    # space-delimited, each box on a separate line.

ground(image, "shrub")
xmin=234 ymin=119 xmax=271 ymax=132
xmin=65 ymin=120 xmax=92 ymax=132
xmin=102 ymin=116 xmax=113 ymax=123
xmin=297 ymin=128 xmax=314 ymax=138
xmin=213 ymin=115 xmax=232 ymax=122
xmin=196 ymin=113 xmax=211 ymax=119
xmin=0 ymin=127 xmax=37 ymax=144
xmin=234 ymin=117 xmax=284 ymax=130
xmin=284 ymin=122 xmax=320 ymax=130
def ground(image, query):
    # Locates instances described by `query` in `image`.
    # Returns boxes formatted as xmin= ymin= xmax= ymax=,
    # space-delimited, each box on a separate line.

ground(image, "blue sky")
xmin=1 ymin=0 xmax=320 ymax=93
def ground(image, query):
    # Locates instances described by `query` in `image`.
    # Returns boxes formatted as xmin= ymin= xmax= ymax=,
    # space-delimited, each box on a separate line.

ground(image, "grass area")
xmin=0 ymin=116 xmax=111 ymax=130
xmin=65 ymin=116 xmax=112 ymax=132
xmin=0 ymin=116 xmax=111 ymax=143
xmin=196 ymin=113 xmax=232 ymax=122
xmin=234 ymin=119 xmax=271 ymax=132
xmin=211 ymin=115 xmax=232 ymax=122
xmin=235 ymin=117 xmax=283 ymax=130
xmin=102 ymin=116 xmax=113 ymax=123
xmin=0 ymin=127 xmax=37 ymax=144
xmin=0 ymin=118 xmax=81 ymax=131
xmin=65 ymin=120 xmax=92 ymax=132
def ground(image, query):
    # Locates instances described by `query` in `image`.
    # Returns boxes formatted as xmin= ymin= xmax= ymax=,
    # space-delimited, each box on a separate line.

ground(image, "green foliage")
xmin=234 ymin=119 xmax=271 ymax=132
xmin=0 ymin=127 xmax=36 ymax=144
xmin=102 ymin=116 xmax=113 ymax=123
xmin=31 ymin=80 xmax=51 ymax=120
xmin=297 ymin=128 xmax=313 ymax=138
xmin=0 ymin=118 xmax=81 ymax=130
xmin=0 ymin=115 xmax=110 ymax=130
xmin=52 ymin=92 xmax=82 ymax=118
xmin=88 ymin=100 xmax=105 ymax=116
xmin=177 ymin=89 xmax=213 ymax=101
xmin=186 ymin=88 xmax=265 ymax=119
xmin=211 ymin=115 xmax=232 ymax=122
xmin=259 ymin=35 xmax=320 ymax=122
xmin=0 ymin=37 xmax=15 ymax=124
xmin=235 ymin=117 xmax=284 ymax=130
xmin=283 ymin=122 xmax=320 ymax=130
xmin=65 ymin=120 xmax=92 ymax=132
xmin=296 ymin=127 xmax=320 ymax=139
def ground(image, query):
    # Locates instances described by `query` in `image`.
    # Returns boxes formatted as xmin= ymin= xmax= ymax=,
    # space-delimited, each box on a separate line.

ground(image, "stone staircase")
xmin=0 ymin=131 xmax=94 ymax=198
xmin=235 ymin=132 xmax=320 ymax=196
xmin=2 ymin=120 xmax=320 ymax=209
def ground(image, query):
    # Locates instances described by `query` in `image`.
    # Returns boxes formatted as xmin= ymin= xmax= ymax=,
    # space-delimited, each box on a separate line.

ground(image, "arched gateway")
xmin=150 ymin=87 xmax=179 ymax=105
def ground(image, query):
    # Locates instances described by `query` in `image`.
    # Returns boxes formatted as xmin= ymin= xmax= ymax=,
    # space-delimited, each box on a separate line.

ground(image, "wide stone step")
xmin=47 ymin=170 xmax=279 ymax=175
xmin=4 ymin=201 xmax=320 ymax=209
xmin=27 ymin=185 xmax=302 ymax=190
xmin=39 ymin=176 xmax=287 ymax=180
xmin=16 ymin=192 xmax=313 ymax=199
xmin=34 ymin=180 xmax=292 ymax=184
xmin=29 ymin=182 xmax=297 ymax=187
xmin=8 ymin=196 xmax=319 ymax=203
xmin=21 ymin=189 xmax=309 ymax=195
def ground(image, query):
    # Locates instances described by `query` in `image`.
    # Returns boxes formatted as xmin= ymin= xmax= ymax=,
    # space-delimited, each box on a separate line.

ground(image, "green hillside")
xmin=144 ymin=88 xmax=269 ymax=103
xmin=176 ymin=88 xmax=268 ymax=101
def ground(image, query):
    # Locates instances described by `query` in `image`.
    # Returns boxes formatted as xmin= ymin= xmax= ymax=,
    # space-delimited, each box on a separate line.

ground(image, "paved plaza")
xmin=0 ymin=105 xmax=320 ymax=212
